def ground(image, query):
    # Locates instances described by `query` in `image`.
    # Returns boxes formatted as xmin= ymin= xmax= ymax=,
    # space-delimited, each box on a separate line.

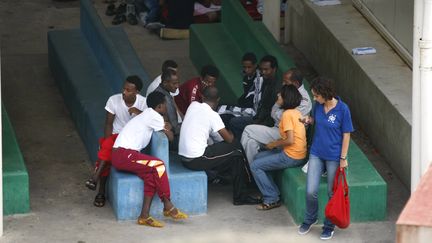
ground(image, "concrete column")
xmin=0 ymin=49 xmax=3 ymax=236
xmin=262 ymin=0 xmax=280 ymax=42
xmin=284 ymin=0 xmax=291 ymax=43
xmin=412 ymin=0 xmax=432 ymax=192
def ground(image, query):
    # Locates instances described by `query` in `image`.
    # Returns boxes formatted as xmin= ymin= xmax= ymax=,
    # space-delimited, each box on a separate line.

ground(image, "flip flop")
xmin=163 ymin=207 xmax=188 ymax=220
xmin=256 ymin=201 xmax=281 ymax=211
xmin=85 ymin=179 xmax=97 ymax=191
xmin=93 ymin=193 xmax=105 ymax=207
xmin=137 ymin=216 xmax=164 ymax=228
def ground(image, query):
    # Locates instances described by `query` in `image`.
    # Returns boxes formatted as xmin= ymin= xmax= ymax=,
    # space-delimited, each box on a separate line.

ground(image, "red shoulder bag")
xmin=325 ymin=167 xmax=350 ymax=228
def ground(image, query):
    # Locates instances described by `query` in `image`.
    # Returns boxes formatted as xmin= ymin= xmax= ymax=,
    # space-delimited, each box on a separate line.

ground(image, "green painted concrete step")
xmin=2 ymin=105 xmax=30 ymax=215
xmin=278 ymin=140 xmax=387 ymax=224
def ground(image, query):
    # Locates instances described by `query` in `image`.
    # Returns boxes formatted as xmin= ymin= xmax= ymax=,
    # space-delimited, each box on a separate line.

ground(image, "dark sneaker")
xmin=298 ymin=219 xmax=318 ymax=235
xmin=320 ymin=228 xmax=334 ymax=240
xmin=127 ymin=13 xmax=138 ymax=25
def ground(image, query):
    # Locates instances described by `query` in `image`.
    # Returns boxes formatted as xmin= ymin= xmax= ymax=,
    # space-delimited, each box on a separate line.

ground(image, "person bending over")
xmin=111 ymin=91 xmax=188 ymax=227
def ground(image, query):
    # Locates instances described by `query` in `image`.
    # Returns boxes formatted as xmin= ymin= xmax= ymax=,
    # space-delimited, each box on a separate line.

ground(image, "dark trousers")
xmin=182 ymin=141 xmax=251 ymax=201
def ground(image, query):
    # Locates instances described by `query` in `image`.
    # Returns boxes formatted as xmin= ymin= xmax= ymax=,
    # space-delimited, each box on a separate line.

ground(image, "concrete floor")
xmin=0 ymin=0 xmax=409 ymax=242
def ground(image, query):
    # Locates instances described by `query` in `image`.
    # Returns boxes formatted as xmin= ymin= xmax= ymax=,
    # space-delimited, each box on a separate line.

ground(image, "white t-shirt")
xmin=146 ymin=74 xmax=179 ymax=97
xmin=113 ymin=108 xmax=165 ymax=151
xmin=105 ymin=94 xmax=147 ymax=134
xmin=179 ymin=101 xmax=225 ymax=158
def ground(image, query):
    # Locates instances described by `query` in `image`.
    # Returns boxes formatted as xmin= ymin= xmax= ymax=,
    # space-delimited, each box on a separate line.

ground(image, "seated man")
xmin=179 ymin=86 xmax=260 ymax=205
xmin=154 ymin=69 xmax=182 ymax=148
xmin=238 ymin=52 xmax=261 ymax=108
xmin=229 ymin=55 xmax=278 ymax=138
xmin=146 ymin=59 xmax=179 ymax=97
xmin=111 ymin=91 xmax=188 ymax=227
xmin=175 ymin=64 xmax=219 ymax=114
xmin=241 ymin=68 xmax=312 ymax=164
xmin=219 ymin=52 xmax=261 ymax=125
xmin=85 ymin=75 xmax=147 ymax=207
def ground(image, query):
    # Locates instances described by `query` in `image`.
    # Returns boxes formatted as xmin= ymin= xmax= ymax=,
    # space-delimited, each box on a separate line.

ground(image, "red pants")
xmin=111 ymin=147 xmax=171 ymax=200
xmin=95 ymin=134 xmax=119 ymax=177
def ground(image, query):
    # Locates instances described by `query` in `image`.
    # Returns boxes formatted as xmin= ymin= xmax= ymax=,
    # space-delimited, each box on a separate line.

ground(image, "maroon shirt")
xmin=175 ymin=77 xmax=203 ymax=115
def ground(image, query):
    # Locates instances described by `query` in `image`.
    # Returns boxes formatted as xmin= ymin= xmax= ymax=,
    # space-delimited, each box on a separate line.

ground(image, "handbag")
xmin=325 ymin=167 xmax=350 ymax=228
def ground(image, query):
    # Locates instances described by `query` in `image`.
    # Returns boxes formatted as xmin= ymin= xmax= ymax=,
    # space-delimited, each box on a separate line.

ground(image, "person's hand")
xmin=265 ymin=141 xmax=278 ymax=150
xmin=299 ymin=116 xmax=313 ymax=125
xmin=276 ymin=93 xmax=283 ymax=106
xmin=128 ymin=107 xmax=141 ymax=115
xmin=164 ymin=122 xmax=172 ymax=131
xmin=340 ymin=159 xmax=348 ymax=168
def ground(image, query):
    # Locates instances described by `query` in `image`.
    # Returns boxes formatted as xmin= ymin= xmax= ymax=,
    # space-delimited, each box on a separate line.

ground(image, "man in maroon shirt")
xmin=175 ymin=64 xmax=219 ymax=114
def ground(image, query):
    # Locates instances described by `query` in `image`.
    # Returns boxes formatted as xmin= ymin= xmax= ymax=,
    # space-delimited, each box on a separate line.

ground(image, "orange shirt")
xmin=279 ymin=109 xmax=307 ymax=159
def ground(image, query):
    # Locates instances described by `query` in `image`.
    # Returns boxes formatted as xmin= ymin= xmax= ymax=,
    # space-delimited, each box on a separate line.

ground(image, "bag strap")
xmin=333 ymin=167 xmax=349 ymax=196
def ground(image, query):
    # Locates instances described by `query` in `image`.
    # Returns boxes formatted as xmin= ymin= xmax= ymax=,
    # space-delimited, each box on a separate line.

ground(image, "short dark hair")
xmin=162 ymin=60 xmax=178 ymax=72
xmin=202 ymin=86 xmax=219 ymax=103
xmin=280 ymin=84 xmax=302 ymax=110
xmin=242 ymin=52 xmax=257 ymax=64
xmin=147 ymin=91 xmax=166 ymax=109
xmin=310 ymin=77 xmax=336 ymax=101
xmin=287 ymin=68 xmax=303 ymax=86
xmin=126 ymin=75 xmax=143 ymax=91
xmin=200 ymin=65 xmax=219 ymax=78
xmin=161 ymin=69 xmax=176 ymax=82
xmin=260 ymin=55 xmax=278 ymax=69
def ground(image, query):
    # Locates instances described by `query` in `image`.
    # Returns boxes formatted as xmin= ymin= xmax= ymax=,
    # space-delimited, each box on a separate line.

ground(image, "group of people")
xmin=84 ymin=53 xmax=354 ymax=240
xmin=104 ymin=0 xmax=223 ymax=30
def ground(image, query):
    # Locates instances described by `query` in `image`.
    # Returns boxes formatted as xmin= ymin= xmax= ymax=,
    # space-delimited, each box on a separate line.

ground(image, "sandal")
xmin=256 ymin=201 xmax=281 ymax=211
xmin=85 ymin=179 xmax=97 ymax=191
xmin=137 ymin=216 xmax=164 ymax=228
xmin=163 ymin=207 xmax=188 ymax=220
xmin=93 ymin=193 xmax=105 ymax=207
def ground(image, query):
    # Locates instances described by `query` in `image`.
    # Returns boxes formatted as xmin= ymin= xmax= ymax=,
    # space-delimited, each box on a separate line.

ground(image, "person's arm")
xmin=128 ymin=107 xmax=143 ymax=116
xmin=266 ymin=130 xmax=293 ymax=150
xmin=340 ymin=133 xmax=350 ymax=168
xmin=217 ymin=128 xmax=234 ymax=143
xmin=104 ymin=112 xmax=115 ymax=138
xmin=163 ymin=122 xmax=174 ymax=142
xmin=174 ymin=87 xmax=188 ymax=115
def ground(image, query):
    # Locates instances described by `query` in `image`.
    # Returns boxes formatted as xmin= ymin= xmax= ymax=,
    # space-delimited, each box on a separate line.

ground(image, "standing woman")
xmin=298 ymin=77 xmax=354 ymax=240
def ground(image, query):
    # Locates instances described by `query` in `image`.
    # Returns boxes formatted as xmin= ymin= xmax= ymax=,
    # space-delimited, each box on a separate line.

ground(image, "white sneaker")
xmin=139 ymin=12 xmax=148 ymax=26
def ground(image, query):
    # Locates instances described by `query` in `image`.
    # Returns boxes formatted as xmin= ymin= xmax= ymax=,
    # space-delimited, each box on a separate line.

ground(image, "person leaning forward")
xmin=178 ymin=86 xmax=261 ymax=205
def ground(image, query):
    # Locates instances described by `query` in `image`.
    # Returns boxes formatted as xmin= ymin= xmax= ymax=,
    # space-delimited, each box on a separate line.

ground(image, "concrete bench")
xmin=109 ymin=134 xmax=207 ymax=220
xmin=2 ymin=105 xmax=30 ymax=215
xmin=48 ymin=0 xmax=207 ymax=220
xmin=190 ymin=0 xmax=386 ymax=223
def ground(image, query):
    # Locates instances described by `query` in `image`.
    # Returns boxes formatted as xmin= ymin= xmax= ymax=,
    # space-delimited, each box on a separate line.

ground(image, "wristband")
xmin=340 ymin=156 xmax=347 ymax=160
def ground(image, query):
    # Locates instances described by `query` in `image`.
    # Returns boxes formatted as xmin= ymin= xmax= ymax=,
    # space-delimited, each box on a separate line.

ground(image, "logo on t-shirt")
xmin=328 ymin=114 xmax=337 ymax=123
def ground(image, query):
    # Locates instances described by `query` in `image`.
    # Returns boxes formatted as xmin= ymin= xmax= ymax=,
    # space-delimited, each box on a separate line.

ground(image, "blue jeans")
xmin=251 ymin=149 xmax=304 ymax=204
xmin=304 ymin=154 xmax=339 ymax=231
xmin=143 ymin=0 xmax=160 ymax=23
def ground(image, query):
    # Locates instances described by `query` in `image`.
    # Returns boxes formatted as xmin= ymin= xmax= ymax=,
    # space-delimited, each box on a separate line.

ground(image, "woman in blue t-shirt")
xmin=297 ymin=77 xmax=354 ymax=240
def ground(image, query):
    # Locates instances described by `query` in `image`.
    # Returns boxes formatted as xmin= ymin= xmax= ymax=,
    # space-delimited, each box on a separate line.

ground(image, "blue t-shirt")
xmin=310 ymin=97 xmax=354 ymax=161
